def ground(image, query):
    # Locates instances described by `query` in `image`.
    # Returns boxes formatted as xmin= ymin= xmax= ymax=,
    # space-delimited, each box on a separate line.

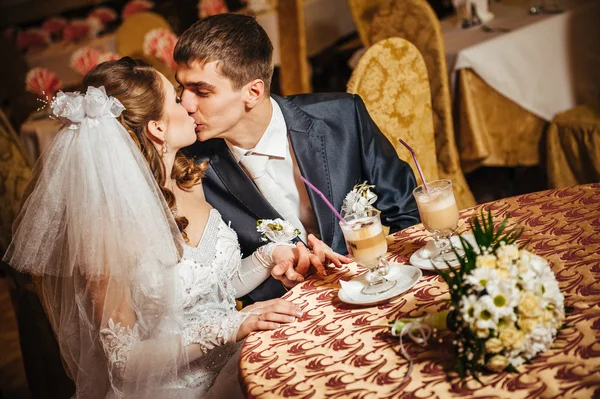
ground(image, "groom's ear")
xmin=146 ymin=119 xmax=167 ymax=144
xmin=244 ymin=79 xmax=265 ymax=109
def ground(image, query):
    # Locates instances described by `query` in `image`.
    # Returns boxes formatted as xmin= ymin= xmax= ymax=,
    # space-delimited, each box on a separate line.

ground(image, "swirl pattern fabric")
xmin=240 ymin=184 xmax=600 ymax=399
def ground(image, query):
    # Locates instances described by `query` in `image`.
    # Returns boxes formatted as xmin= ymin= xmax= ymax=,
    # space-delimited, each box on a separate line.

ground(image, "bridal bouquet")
xmin=341 ymin=181 xmax=378 ymax=217
xmin=391 ymin=210 xmax=565 ymax=380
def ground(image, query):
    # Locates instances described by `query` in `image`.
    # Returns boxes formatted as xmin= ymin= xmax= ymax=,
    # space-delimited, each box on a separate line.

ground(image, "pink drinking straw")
xmin=300 ymin=176 xmax=346 ymax=224
xmin=398 ymin=138 xmax=429 ymax=192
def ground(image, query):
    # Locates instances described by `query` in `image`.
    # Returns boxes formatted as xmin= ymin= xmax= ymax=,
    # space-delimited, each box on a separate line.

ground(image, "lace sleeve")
xmin=182 ymin=311 xmax=249 ymax=351
xmin=100 ymin=319 xmax=140 ymax=381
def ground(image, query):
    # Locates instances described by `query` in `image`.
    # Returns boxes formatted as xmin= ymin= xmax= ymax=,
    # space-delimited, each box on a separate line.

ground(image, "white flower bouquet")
xmin=391 ymin=210 xmax=565 ymax=380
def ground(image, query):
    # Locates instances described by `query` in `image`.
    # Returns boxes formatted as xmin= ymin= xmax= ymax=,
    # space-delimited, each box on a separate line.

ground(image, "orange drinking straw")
xmin=398 ymin=138 xmax=429 ymax=192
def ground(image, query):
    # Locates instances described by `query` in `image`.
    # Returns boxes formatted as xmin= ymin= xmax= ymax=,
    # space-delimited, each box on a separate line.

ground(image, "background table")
xmin=240 ymin=184 xmax=600 ymax=398
xmin=441 ymin=0 xmax=600 ymax=172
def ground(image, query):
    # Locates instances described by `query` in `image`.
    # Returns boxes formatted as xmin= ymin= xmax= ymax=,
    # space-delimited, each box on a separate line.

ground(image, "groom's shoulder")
xmin=277 ymin=92 xmax=359 ymax=115
xmin=182 ymin=138 xmax=224 ymax=161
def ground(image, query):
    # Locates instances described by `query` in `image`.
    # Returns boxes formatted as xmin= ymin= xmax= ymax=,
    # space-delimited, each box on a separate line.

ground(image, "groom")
xmin=174 ymin=13 xmax=420 ymax=302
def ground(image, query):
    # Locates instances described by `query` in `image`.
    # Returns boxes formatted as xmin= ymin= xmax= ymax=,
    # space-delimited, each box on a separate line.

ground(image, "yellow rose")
xmin=485 ymin=338 xmax=504 ymax=354
xmin=476 ymin=328 xmax=490 ymax=339
xmin=476 ymin=254 xmax=497 ymax=269
xmin=486 ymin=355 xmax=509 ymax=372
xmin=519 ymin=292 xmax=543 ymax=318
xmin=518 ymin=317 xmax=539 ymax=333
xmin=498 ymin=269 xmax=510 ymax=280
xmin=499 ymin=326 xmax=525 ymax=349
xmin=517 ymin=259 xmax=529 ymax=274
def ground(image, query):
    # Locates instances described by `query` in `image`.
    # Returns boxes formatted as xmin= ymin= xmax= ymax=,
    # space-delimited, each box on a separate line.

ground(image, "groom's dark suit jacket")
xmin=184 ymin=93 xmax=420 ymax=302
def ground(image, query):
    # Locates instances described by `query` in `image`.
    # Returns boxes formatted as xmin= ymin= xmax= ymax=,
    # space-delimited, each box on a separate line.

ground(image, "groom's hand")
xmin=307 ymin=234 xmax=353 ymax=271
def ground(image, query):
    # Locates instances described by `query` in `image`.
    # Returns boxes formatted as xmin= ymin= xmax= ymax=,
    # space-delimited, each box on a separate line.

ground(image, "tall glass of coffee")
xmin=413 ymin=179 xmax=463 ymax=266
xmin=339 ymin=210 xmax=396 ymax=295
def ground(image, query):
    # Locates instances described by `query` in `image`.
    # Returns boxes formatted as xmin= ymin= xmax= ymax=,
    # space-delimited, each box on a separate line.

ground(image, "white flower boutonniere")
xmin=341 ymin=181 xmax=378 ymax=216
xmin=256 ymin=218 xmax=301 ymax=244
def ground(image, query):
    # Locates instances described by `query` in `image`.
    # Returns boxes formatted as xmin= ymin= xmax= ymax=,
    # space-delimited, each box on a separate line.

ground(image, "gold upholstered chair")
xmin=277 ymin=0 xmax=312 ymax=95
xmin=1 ymin=109 xmax=76 ymax=398
xmin=115 ymin=11 xmax=176 ymax=82
xmin=546 ymin=105 xmax=600 ymax=189
xmin=0 ymin=108 xmax=31 ymax=252
xmin=370 ymin=0 xmax=476 ymax=209
xmin=347 ymin=0 xmax=385 ymax=47
xmin=347 ymin=37 xmax=439 ymax=186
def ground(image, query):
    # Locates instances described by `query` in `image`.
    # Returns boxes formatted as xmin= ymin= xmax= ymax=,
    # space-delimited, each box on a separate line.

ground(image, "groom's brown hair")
xmin=174 ymin=13 xmax=274 ymax=92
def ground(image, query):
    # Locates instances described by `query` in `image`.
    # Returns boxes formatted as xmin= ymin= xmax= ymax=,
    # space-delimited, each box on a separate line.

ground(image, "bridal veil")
xmin=3 ymin=87 xmax=195 ymax=398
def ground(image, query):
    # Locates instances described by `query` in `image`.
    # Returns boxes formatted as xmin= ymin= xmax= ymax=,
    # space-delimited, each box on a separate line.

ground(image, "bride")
xmin=2 ymin=58 xmax=348 ymax=398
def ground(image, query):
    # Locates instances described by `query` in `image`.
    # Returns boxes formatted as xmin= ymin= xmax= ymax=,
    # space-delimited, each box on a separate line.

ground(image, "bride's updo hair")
xmin=83 ymin=57 xmax=206 ymax=241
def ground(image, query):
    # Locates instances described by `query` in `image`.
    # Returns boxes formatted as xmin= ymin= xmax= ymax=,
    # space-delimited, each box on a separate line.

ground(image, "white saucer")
xmin=338 ymin=263 xmax=422 ymax=305
xmin=409 ymin=233 xmax=477 ymax=271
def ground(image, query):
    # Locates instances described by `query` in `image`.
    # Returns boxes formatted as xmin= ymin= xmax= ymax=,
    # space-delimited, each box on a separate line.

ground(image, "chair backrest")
xmin=277 ymin=0 xmax=312 ymax=95
xmin=347 ymin=37 xmax=439 ymax=186
xmin=369 ymin=0 xmax=476 ymax=209
xmin=116 ymin=11 xmax=171 ymax=58
xmin=347 ymin=0 xmax=384 ymax=47
xmin=0 ymin=108 xmax=32 ymax=253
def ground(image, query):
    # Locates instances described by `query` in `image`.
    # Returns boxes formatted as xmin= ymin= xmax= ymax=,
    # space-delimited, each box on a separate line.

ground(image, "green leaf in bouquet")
xmin=505 ymin=364 xmax=519 ymax=373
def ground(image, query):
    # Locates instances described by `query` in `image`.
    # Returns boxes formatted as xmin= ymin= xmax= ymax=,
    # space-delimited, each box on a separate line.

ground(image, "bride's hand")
xmin=237 ymin=299 xmax=303 ymax=340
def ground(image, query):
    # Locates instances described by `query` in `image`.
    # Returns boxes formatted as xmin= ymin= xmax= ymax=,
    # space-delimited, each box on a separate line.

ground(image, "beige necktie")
xmin=240 ymin=153 xmax=308 ymax=243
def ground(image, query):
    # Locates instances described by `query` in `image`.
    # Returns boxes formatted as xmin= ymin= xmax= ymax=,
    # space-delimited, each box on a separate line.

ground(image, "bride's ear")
xmin=146 ymin=119 xmax=167 ymax=145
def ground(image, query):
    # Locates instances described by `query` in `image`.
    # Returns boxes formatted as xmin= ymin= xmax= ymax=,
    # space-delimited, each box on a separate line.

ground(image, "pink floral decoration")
xmin=70 ymin=47 xmax=102 ymax=75
xmin=122 ymin=0 xmax=154 ymax=19
xmin=63 ymin=19 xmax=91 ymax=43
xmin=143 ymin=28 xmax=178 ymax=71
xmin=98 ymin=52 xmax=121 ymax=63
xmin=25 ymin=67 xmax=62 ymax=99
xmin=41 ymin=17 xmax=67 ymax=38
xmin=88 ymin=7 xmax=118 ymax=26
xmin=198 ymin=0 xmax=229 ymax=18
xmin=16 ymin=28 xmax=51 ymax=50
xmin=3 ymin=27 xmax=16 ymax=40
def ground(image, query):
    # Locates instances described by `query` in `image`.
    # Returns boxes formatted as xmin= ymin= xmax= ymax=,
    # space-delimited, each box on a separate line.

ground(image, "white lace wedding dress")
xmin=101 ymin=209 xmax=274 ymax=398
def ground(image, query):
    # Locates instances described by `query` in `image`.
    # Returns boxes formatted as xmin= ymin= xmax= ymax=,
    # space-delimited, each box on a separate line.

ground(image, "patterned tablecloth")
xmin=240 ymin=184 xmax=600 ymax=399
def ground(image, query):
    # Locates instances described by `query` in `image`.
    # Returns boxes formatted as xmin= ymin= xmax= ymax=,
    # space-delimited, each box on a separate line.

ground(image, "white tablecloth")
xmin=24 ymin=0 xmax=355 ymax=88
xmin=442 ymin=0 xmax=600 ymax=121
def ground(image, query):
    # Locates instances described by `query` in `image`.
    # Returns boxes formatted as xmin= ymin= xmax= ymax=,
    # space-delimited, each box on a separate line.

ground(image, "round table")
xmin=240 ymin=184 xmax=600 ymax=398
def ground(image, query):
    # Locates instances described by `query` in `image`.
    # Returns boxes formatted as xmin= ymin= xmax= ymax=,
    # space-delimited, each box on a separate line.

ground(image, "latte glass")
xmin=413 ymin=179 xmax=463 ymax=266
xmin=339 ymin=210 xmax=396 ymax=295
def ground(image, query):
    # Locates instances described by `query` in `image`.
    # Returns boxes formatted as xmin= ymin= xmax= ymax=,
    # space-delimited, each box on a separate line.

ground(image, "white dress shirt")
xmin=226 ymin=97 xmax=319 ymax=240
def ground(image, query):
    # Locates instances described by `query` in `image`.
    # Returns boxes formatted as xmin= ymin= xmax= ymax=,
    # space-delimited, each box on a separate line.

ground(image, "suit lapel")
xmin=274 ymin=95 xmax=336 ymax=246
xmin=209 ymin=142 xmax=281 ymax=220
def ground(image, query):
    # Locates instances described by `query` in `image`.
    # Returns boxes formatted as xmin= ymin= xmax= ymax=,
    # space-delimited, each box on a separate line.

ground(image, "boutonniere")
xmin=341 ymin=181 xmax=378 ymax=216
xmin=256 ymin=218 xmax=301 ymax=244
